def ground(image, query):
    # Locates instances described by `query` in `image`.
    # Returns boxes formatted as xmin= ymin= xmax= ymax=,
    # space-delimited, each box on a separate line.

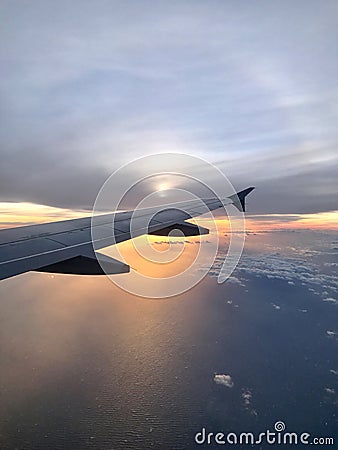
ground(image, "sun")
xmin=157 ymin=183 xmax=169 ymax=192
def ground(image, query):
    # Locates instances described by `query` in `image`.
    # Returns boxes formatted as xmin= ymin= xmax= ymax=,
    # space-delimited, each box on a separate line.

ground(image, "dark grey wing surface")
xmin=0 ymin=188 xmax=254 ymax=280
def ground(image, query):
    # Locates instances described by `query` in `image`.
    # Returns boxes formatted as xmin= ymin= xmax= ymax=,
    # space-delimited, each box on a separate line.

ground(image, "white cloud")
xmin=214 ymin=374 xmax=234 ymax=388
xmin=226 ymin=276 xmax=245 ymax=287
xmin=242 ymin=389 xmax=252 ymax=406
xmin=324 ymin=387 xmax=335 ymax=395
xmin=326 ymin=330 xmax=338 ymax=337
xmin=322 ymin=297 xmax=338 ymax=305
xmin=210 ymin=250 xmax=338 ymax=300
xmin=271 ymin=303 xmax=281 ymax=310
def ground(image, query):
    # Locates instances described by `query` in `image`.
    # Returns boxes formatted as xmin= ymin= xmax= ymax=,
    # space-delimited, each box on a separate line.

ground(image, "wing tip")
xmin=229 ymin=186 xmax=255 ymax=212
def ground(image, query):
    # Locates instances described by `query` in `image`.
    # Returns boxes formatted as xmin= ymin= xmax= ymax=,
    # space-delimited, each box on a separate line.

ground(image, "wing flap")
xmin=149 ymin=221 xmax=209 ymax=237
xmin=36 ymin=251 xmax=129 ymax=275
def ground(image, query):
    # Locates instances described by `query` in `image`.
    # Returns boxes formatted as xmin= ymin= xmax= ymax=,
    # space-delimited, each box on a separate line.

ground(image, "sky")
xmin=0 ymin=0 xmax=337 ymax=222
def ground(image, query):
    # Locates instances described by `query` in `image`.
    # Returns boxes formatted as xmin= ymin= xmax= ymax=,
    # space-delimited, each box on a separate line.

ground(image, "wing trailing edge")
xmin=148 ymin=221 xmax=209 ymax=237
xmin=35 ymin=250 xmax=129 ymax=276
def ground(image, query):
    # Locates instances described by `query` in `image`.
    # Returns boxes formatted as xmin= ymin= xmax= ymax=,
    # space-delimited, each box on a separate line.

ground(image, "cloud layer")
xmin=1 ymin=1 xmax=337 ymax=213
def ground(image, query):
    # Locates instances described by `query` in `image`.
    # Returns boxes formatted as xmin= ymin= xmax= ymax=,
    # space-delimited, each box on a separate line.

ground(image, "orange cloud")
xmin=0 ymin=202 xmax=337 ymax=233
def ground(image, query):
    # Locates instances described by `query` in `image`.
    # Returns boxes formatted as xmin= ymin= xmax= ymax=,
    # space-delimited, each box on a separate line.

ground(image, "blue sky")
xmin=0 ymin=0 xmax=337 ymax=213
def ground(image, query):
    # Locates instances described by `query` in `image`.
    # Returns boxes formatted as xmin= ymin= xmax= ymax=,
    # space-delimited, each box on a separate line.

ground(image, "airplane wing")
xmin=0 ymin=187 xmax=254 ymax=281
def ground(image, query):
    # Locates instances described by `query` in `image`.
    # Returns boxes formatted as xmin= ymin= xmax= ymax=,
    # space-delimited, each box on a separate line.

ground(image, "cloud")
xmin=324 ymin=387 xmax=335 ymax=395
xmin=271 ymin=303 xmax=281 ymax=310
xmin=322 ymin=297 xmax=338 ymax=305
xmin=241 ymin=388 xmax=257 ymax=416
xmin=226 ymin=276 xmax=245 ymax=287
xmin=210 ymin=250 xmax=338 ymax=296
xmin=326 ymin=330 xmax=338 ymax=338
xmin=153 ymin=240 xmax=190 ymax=245
xmin=214 ymin=374 xmax=234 ymax=388
xmin=0 ymin=1 xmax=338 ymax=213
xmin=241 ymin=389 xmax=252 ymax=406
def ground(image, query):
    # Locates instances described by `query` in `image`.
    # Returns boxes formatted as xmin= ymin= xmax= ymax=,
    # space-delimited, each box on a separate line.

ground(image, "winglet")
xmin=228 ymin=187 xmax=255 ymax=212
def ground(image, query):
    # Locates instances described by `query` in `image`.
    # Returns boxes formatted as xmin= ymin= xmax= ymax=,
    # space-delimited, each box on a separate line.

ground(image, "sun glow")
xmin=157 ymin=183 xmax=170 ymax=192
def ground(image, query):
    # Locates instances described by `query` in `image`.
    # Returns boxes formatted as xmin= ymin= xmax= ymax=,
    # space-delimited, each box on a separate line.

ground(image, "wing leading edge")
xmin=0 ymin=187 xmax=254 ymax=281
